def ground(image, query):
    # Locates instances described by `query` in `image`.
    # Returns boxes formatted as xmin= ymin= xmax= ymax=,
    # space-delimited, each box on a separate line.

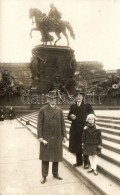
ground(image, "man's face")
xmin=48 ymin=98 xmax=57 ymax=106
xmin=75 ymin=94 xmax=83 ymax=102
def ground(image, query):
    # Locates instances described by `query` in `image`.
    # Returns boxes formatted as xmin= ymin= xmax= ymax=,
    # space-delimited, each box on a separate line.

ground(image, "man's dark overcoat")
xmin=37 ymin=104 xmax=66 ymax=162
xmin=68 ymin=101 xmax=94 ymax=154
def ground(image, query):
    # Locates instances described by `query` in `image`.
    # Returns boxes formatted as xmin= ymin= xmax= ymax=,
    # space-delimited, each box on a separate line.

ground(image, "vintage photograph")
xmin=0 ymin=0 xmax=120 ymax=194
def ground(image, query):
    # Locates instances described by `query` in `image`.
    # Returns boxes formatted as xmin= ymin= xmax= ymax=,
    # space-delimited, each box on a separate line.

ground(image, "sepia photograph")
xmin=0 ymin=0 xmax=120 ymax=194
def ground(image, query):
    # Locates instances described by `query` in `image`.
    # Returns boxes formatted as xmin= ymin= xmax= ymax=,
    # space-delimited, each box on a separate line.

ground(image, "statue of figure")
xmin=30 ymin=52 xmax=46 ymax=80
xmin=0 ymin=69 xmax=27 ymax=99
xmin=48 ymin=75 xmax=72 ymax=102
xmin=48 ymin=3 xmax=62 ymax=21
xmin=29 ymin=7 xmax=75 ymax=46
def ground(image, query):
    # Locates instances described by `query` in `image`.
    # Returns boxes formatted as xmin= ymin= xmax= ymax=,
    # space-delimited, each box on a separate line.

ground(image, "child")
xmin=82 ymin=114 xmax=102 ymax=176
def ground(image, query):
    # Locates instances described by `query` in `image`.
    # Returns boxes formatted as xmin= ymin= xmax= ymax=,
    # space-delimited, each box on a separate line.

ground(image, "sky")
xmin=0 ymin=0 xmax=120 ymax=70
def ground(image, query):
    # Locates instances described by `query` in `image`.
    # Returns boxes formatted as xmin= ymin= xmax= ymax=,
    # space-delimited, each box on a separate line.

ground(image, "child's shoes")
xmin=93 ymin=170 xmax=98 ymax=176
xmin=87 ymin=168 xmax=93 ymax=173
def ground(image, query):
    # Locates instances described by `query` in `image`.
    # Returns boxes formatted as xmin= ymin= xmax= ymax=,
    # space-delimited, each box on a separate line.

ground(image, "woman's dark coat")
xmin=37 ymin=104 xmax=66 ymax=162
xmin=68 ymin=101 xmax=94 ymax=154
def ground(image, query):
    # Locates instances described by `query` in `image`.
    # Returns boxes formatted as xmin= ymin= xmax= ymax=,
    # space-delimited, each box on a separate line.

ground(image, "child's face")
xmin=88 ymin=117 xmax=95 ymax=125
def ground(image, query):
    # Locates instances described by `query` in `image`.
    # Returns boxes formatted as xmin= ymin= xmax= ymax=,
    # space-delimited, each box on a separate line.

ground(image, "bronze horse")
xmin=29 ymin=8 xmax=75 ymax=46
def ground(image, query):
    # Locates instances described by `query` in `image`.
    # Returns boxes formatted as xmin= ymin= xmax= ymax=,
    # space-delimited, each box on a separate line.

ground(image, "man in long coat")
xmin=68 ymin=89 xmax=94 ymax=168
xmin=37 ymin=91 xmax=67 ymax=184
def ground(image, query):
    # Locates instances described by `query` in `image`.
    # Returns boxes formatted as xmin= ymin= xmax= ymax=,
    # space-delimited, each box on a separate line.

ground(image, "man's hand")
xmin=70 ymin=114 xmax=76 ymax=120
xmin=98 ymin=145 xmax=102 ymax=149
xmin=39 ymin=138 xmax=48 ymax=145
xmin=42 ymin=140 xmax=48 ymax=145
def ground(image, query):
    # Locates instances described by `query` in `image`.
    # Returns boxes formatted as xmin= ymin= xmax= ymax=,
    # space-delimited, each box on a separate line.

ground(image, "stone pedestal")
xmin=30 ymin=45 xmax=76 ymax=94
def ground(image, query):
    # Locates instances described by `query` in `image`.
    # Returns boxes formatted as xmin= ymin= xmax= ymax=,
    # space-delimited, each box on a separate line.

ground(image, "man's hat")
xmin=46 ymin=90 xmax=58 ymax=99
xmin=73 ymin=88 xmax=85 ymax=97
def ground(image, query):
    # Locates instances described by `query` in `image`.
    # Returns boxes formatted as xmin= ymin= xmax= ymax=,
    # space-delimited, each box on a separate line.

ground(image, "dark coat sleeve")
xmin=82 ymin=129 xmax=86 ymax=144
xmin=67 ymin=104 xmax=75 ymax=121
xmin=98 ymin=129 xmax=102 ymax=145
xmin=37 ymin=108 xmax=44 ymax=139
xmin=60 ymin=110 xmax=67 ymax=138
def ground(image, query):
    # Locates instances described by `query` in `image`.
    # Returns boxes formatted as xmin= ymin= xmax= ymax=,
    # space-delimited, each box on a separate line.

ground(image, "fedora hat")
xmin=73 ymin=89 xmax=85 ymax=97
xmin=46 ymin=90 xmax=58 ymax=99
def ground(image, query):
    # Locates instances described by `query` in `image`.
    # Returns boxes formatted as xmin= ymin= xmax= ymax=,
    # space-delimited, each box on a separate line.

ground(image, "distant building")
xmin=76 ymin=61 xmax=106 ymax=86
xmin=106 ymin=69 xmax=120 ymax=76
xmin=0 ymin=63 xmax=31 ymax=87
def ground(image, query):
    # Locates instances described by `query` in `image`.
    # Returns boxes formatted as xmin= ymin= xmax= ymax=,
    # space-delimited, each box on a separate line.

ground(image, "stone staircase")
xmin=17 ymin=110 xmax=120 ymax=195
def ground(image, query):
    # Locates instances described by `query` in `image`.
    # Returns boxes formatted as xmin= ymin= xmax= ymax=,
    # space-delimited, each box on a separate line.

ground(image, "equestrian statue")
xmin=29 ymin=3 xmax=75 ymax=46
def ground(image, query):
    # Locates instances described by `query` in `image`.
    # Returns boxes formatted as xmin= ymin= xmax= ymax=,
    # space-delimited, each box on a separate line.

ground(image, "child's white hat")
xmin=86 ymin=114 xmax=96 ymax=121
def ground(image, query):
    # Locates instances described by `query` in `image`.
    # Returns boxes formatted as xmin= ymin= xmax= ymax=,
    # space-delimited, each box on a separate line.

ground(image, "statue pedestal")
xmin=30 ymin=45 xmax=76 ymax=94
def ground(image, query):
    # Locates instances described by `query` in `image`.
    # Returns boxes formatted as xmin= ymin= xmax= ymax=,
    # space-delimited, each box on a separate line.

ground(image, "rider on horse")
xmin=48 ymin=3 xmax=62 ymax=21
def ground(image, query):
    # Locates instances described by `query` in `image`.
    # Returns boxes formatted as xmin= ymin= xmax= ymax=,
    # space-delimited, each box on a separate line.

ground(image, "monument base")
xmin=30 ymin=45 xmax=76 ymax=94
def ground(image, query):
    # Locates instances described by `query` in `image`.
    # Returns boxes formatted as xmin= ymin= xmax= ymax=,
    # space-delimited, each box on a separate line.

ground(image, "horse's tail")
xmin=65 ymin=21 xmax=75 ymax=39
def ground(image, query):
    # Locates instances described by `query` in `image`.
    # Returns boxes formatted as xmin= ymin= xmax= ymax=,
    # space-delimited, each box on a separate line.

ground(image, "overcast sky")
xmin=1 ymin=0 xmax=120 ymax=70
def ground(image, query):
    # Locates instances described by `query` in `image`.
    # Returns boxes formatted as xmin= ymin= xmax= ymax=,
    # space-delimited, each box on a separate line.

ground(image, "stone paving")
xmin=0 ymin=120 xmax=95 ymax=195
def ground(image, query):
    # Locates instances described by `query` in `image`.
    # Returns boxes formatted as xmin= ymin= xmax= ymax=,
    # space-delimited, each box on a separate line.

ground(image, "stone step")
xmin=22 ymin=116 xmax=120 ymax=145
xmin=63 ymin=141 xmax=120 ymax=183
xmin=98 ymin=126 xmax=120 ymax=136
xmin=65 ymin=123 xmax=120 ymax=144
xmin=65 ymin=126 xmax=120 ymax=144
xmin=17 ymin=116 xmax=120 ymax=195
xmin=96 ymin=117 xmax=120 ymax=124
xmin=96 ymin=121 xmax=120 ymax=130
xmin=63 ymin=148 xmax=120 ymax=195
xmin=102 ymin=139 xmax=120 ymax=154
xmin=20 ymin=115 xmax=120 ymax=162
xmin=64 ymin=115 xmax=120 ymax=131
xmin=100 ymin=148 xmax=120 ymax=166
xmin=65 ymin=118 xmax=120 ymax=136
xmin=65 ymin=120 xmax=120 ymax=136
xmin=22 ymin=114 xmax=120 ymax=154
xmin=18 ymin=117 xmax=120 ymax=179
xmin=64 ymin=115 xmax=120 ymax=125
xmin=65 ymin=128 xmax=120 ymax=155
xmin=102 ymin=132 xmax=120 ymax=144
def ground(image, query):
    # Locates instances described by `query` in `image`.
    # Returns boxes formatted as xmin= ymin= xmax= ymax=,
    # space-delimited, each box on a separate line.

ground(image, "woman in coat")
xmin=68 ymin=89 xmax=94 ymax=168
xmin=37 ymin=91 xmax=67 ymax=184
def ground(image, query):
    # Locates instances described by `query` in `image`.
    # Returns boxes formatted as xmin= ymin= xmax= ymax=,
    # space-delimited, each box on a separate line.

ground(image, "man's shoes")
xmin=41 ymin=176 xmax=46 ymax=184
xmin=84 ymin=164 xmax=89 ymax=169
xmin=53 ymin=175 xmax=63 ymax=180
xmin=73 ymin=163 xmax=82 ymax=167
